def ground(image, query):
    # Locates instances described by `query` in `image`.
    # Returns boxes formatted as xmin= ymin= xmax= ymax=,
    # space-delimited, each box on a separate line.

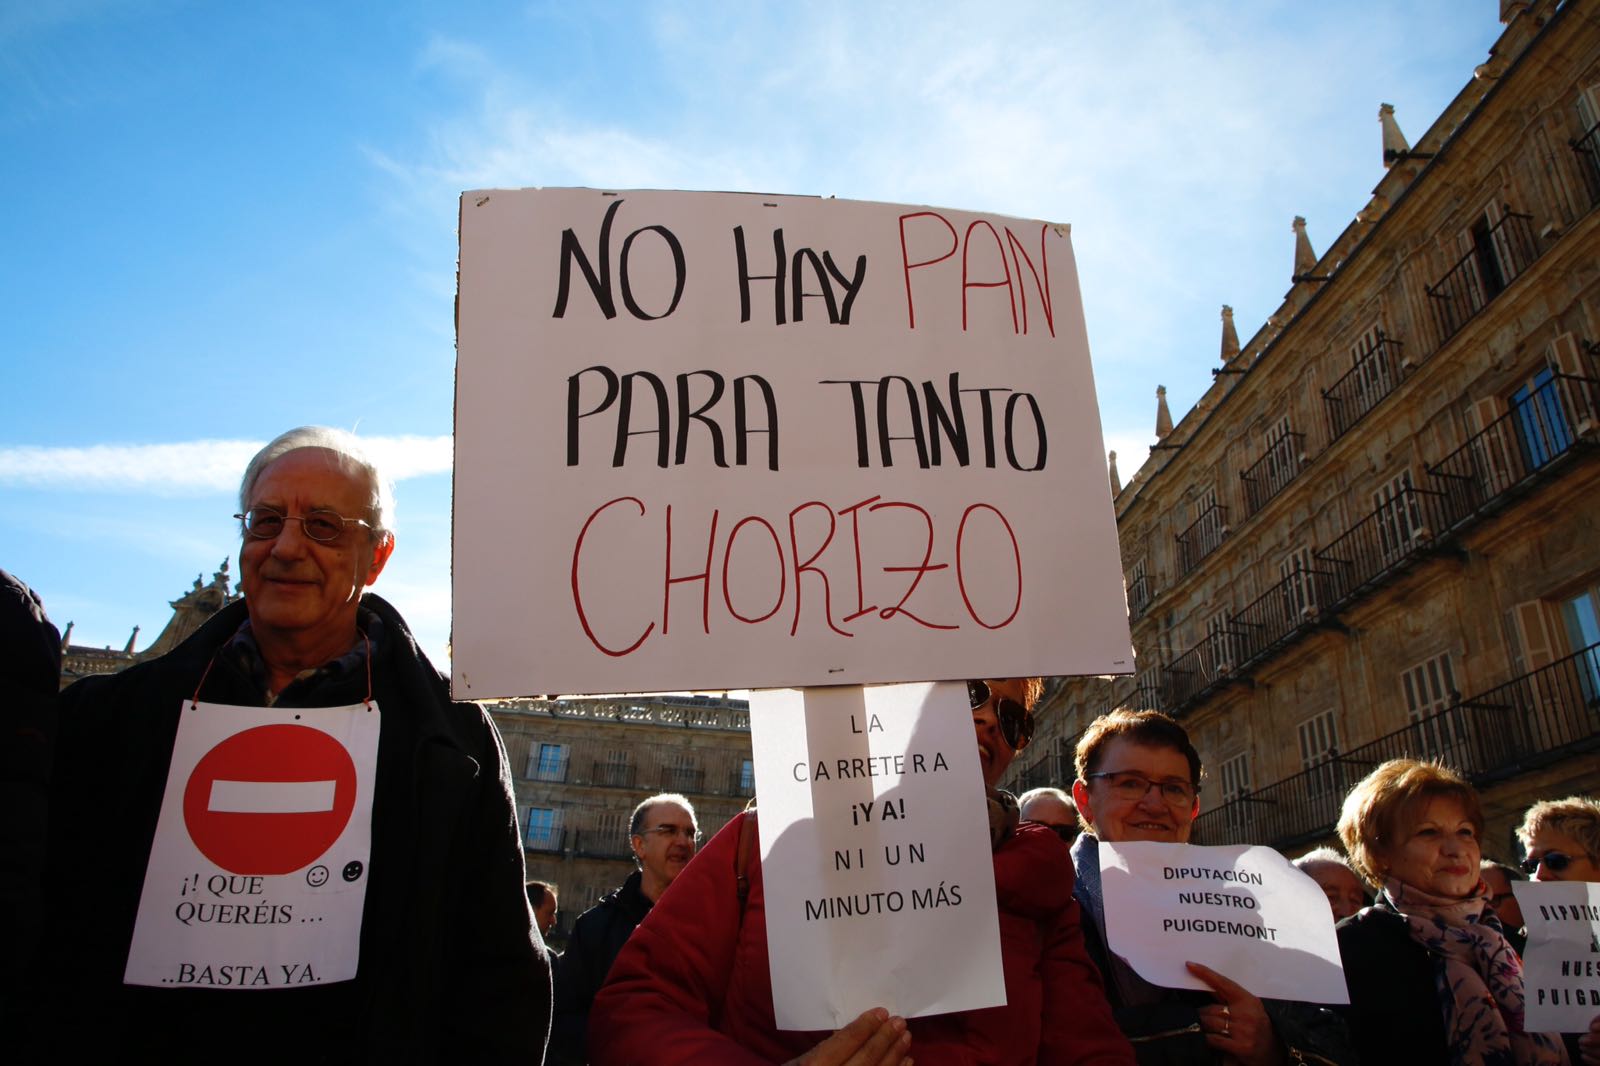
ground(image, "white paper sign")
xmin=453 ymin=187 xmax=1133 ymax=697
xmin=124 ymin=700 xmax=381 ymax=989
xmin=1514 ymin=879 xmax=1600 ymax=1032
xmin=1100 ymin=840 xmax=1350 ymax=1005
xmin=748 ymin=682 xmax=1004 ymax=1028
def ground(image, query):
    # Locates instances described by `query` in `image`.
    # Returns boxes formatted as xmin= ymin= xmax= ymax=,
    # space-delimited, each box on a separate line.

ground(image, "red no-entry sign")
xmin=182 ymin=724 xmax=358 ymax=875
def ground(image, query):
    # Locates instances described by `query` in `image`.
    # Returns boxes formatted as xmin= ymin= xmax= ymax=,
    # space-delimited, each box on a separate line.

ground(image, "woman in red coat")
xmin=590 ymin=679 xmax=1136 ymax=1066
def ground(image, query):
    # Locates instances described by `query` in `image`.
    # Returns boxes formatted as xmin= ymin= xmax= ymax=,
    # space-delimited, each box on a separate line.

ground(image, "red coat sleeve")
xmin=588 ymin=813 xmax=776 ymax=1066
xmin=1029 ymin=835 xmax=1137 ymax=1066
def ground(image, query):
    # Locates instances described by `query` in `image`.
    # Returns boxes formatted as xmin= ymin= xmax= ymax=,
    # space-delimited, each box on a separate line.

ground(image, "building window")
xmin=1205 ymin=609 xmax=1235 ymax=676
xmin=1297 ymin=710 xmax=1340 ymax=797
xmin=526 ymin=742 xmax=568 ymax=782
xmin=1402 ymin=652 xmax=1466 ymax=762
xmin=596 ymin=750 xmax=635 ymax=788
xmin=738 ymin=758 xmax=755 ymax=794
xmin=1329 ymin=323 xmax=1399 ymax=438
xmin=1133 ymin=667 xmax=1161 ymax=711
xmin=1297 ymin=711 xmax=1338 ymax=768
xmin=1402 ymin=653 xmax=1457 ymax=720
xmin=1372 ymin=469 xmax=1424 ymax=561
xmin=1559 ymin=584 xmax=1600 ymax=700
xmin=1214 ymin=752 xmax=1253 ymax=839
xmin=1240 ymin=415 xmax=1302 ymax=513
xmin=1510 ymin=366 xmax=1572 ymax=471
xmin=1280 ymin=546 xmax=1318 ymax=618
xmin=524 ymin=807 xmax=562 ymax=850
xmin=1176 ymin=488 xmax=1227 ymax=575
xmin=1219 ymin=752 xmax=1251 ymax=800
xmin=661 ymin=752 xmax=702 ymax=792
xmin=1127 ymin=558 xmax=1150 ymax=616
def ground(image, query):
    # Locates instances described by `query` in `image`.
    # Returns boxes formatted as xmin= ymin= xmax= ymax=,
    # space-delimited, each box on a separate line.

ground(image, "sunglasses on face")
xmin=1520 ymin=850 xmax=1578 ymax=875
xmin=967 ymin=680 xmax=1033 ymax=751
xmin=1046 ymin=824 xmax=1079 ymax=845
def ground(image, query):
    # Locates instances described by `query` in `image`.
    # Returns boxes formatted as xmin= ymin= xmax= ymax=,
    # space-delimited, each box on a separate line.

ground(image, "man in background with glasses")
xmin=33 ymin=426 xmax=549 ymax=1062
xmin=551 ymin=792 xmax=698 ymax=1064
xmin=1068 ymin=710 xmax=1351 ymax=1066
xmin=1018 ymin=786 xmax=1081 ymax=843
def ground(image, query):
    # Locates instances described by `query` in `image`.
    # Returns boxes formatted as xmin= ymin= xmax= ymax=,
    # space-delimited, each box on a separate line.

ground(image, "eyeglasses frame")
xmin=1082 ymin=769 xmax=1202 ymax=807
xmin=1520 ymin=850 xmax=1576 ymax=875
xmin=236 ymin=505 xmax=375 ymax=544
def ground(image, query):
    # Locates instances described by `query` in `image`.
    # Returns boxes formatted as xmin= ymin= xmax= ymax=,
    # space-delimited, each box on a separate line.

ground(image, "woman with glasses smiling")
xmin=1068 ymin=710 xmax=1352 ymax=1066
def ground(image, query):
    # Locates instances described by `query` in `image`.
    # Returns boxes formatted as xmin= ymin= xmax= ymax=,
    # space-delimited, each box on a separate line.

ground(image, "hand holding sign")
xmin=784 ymin=1008 xmax=912 ymax=1066
xmin=1100 ymin=841 xmax=1348 ymax=1005
xmin=1187 ymin=962 xmax=1286 ymax=1066
xmin=1579 ymin=1015 xmax=1599 ymax=1066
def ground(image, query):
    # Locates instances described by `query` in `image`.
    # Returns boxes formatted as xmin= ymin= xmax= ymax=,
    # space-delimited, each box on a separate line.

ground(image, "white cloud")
xmin=0 ymin=435 xmax=454 ymax=493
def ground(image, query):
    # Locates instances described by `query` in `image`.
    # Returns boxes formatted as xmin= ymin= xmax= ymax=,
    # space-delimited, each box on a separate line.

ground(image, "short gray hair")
xmin=239 ymin=427 xmax=395 ymax=538
xmin=629 ymin=793 xmax=696 ymax=836
xmin=1293 ymin=846 xmax=1356 ymax=873
xmin=1018 ymin=787 xmax=1075 ymax=813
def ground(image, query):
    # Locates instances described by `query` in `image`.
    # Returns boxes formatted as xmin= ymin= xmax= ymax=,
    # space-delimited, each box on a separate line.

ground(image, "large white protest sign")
xmin=453 ymin=188 xmax=1131 ymax=697
xmin=124 ymin=701 xmax=380 ymax=989
xmin=748 ymin=682 xmax=1004 ymax=1028
xmin=1514 ymin=879 xmax=1600 ymax=1032
xmin=1100 ymin=841 xmax=1349 ymax=1004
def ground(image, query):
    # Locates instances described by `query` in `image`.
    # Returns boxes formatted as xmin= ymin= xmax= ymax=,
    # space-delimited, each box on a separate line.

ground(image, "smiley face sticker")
xmin=306 ymin=865 xmax=329 ymax=887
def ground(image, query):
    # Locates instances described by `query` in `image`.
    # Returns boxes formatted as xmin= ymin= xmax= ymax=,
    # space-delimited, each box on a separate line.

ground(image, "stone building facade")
xmin=1006 ymin=0 xmax=1600 ymax=864
xmin=59 ymin=560 xmax=240 ymax=687
xmin=489 ymin=694 xmax=753 ymax=944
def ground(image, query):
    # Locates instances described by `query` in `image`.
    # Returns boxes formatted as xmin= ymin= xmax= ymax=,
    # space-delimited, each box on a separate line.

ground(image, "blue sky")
xmin=0 ymin=1 xmax=1501 ymax=668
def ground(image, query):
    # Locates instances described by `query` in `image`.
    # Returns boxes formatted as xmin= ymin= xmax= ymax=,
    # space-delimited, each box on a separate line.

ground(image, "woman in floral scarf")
xmin=1335 ymin=759 xmax=1569 ymax=1066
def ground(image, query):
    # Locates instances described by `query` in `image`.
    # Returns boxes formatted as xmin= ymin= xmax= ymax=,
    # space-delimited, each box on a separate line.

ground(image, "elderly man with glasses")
xmin=551 ymin=792 xmax=699 ymax=1065
xmin=1068 ymin=710 xmax=1352 ymax=1066
xmin=34 ymin=427 xmax=549 ymax=1062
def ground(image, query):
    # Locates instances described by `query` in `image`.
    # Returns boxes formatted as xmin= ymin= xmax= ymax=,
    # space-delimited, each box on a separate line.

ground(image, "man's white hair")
xmin=1018 ymin=787 xmax=1076 ymax=813
xmin=239 ymin=426 xmax=396 ymax=538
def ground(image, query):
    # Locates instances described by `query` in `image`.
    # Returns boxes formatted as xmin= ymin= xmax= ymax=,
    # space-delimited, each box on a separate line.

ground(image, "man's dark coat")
xmin=34 ymin=593 xmax=550 ymax=1063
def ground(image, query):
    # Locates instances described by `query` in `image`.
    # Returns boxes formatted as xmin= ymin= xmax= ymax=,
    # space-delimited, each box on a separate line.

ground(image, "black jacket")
xmin=1336 ymin=902 xmax=1446 ymax=1065
xmin=550 ymin=869 xmax=653 ymax=1064
xmin=31 ymin=594 xmax=550 ymax=1064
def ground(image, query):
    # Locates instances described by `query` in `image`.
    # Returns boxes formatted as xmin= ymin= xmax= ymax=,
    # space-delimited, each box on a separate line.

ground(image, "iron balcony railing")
xmin=1193 ymin=641 xmax=1600 ymax=848
xmin=1017 ymin=752 xmax=1057 ymax=792
xmin=1127 ymin=573 xmax=1152 ymax=618
xmin=660 ymin=765 xmax=706 ymax=793
xmin=1176 ymin=503 xmax=1228 ymax=577
xmin=728 ymin=770 xmax=755 ymax=796
xmin=1322 ymin=334 xmax=1404 ymax=442
xmin=591 ymin=760 xmax=638 ymax=789
xmin=524 ymin=826 xmax=567 ymax=854
xmin=1312 ymin=483 xmax=1449 ymax=611
xmin=1228 ymin=564 xmax=1335 ymax=672
xmin=1427 ymin=372 xmax=1600 ymax=534
xmin=1159 ymin=629 xmax=1237 ymax=714
xmin=1425 ymin=209 xmax=1539 ymax=345
xmin=1573 ymin=122 xmax=1600 ymax=210
xmin=571 ymin=829 xmax=635 ymax=860
xmin=1240 ymin=431 xmax=1306 ymax=516
xmin=1009 ymin=733 xmax=1079 ymax=793
xmin=1458 ymin=642 xmax=1600 ymax=783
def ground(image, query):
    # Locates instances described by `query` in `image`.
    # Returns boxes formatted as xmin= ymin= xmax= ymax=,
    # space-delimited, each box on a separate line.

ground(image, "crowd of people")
xmin=3 ymin=424 xmax=1598 ymax=1065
